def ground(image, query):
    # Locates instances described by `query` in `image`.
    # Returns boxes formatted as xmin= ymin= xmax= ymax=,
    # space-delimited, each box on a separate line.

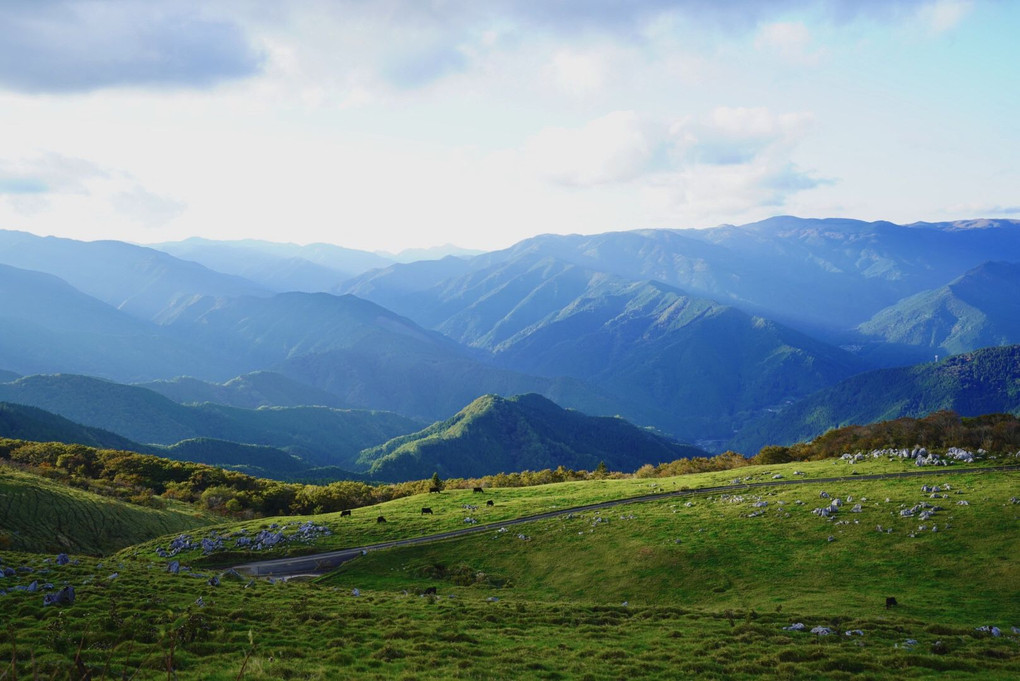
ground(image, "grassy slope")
xmin=326 ymin=469 xmax=1019 ymax=620
xmin=0 ymin=465 xmax=216 ymax=554
xmin=1 ymin=456 xmax=1017 ymax=679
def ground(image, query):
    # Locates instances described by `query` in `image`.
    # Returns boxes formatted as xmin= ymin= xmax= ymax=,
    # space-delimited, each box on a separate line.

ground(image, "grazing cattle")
xmin=340 ymin=510 xmax=352 ymax=517
xmin=486 ymin=500 xmax=494 ymax=506
xmin=886 ymin=597 xmax=898 ymax=609
xmin=473 ymin=487 xmax=484 ymax=493
xmin=377 ymin=516 xmax=387 ymax=523
xmin=421 ymin=507 xmax=433 ymax=515
xmin=423 ymin=586 xmax=437 ymax=595
xmin=429 ymin=487 xmax=442 ymax=494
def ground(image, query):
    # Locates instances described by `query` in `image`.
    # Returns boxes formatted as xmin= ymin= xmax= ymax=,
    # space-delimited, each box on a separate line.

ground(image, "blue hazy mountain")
xmin=857 ymin=261 xmax=1020 ymax=358
xmin=148 ymin=237 xmax=394 ymax=293
xmin=0 ymin=373 xmax=419 ymax=470
xmin=136 ymin=371 xmax=351 ymax=410
xmin=0 ymin=263 xmax=231 ymax=381
xmin=0 ymin=229 xmax=269 ymax=321
xmin=345 ymin=253 xmax=864 ymax=440
xmin=344 ymin=217 xmax=1020 ymax=339
xmin=729 ymin=345 xmax=1020 ymax=454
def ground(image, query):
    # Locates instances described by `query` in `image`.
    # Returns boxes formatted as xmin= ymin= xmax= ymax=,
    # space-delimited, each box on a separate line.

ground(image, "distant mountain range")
xmin=343 ymin=253 xmax=864 ymax=438
xmin=730 ymin=345 xmax=1020 ymax=454
xmin=0 ymin=216 xmax=1018 ymax=475
xmin=351 ymin=216 xmax=1020 ymax=335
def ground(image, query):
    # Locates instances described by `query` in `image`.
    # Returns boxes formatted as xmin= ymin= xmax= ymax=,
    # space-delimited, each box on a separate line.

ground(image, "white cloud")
xmin=549 ymin=49 xmax=607 ymax=96
xmin=0 ymin=153 xmax=108 ymax=197
xmin=676 ymin=106 xmax=815 ymax=165
xmin=0 ymin=0 xmax=263 ymax=93
xmin=514 ymin=106 xmax=825 ymax=227
xmin=916 ymin=0 xmax=974 ymax=33
xmin=524 ymin=111 xmax=658 ymax=187
xmin=754 ymin=21 xmax=824 ymax=64
xmin=112 ymin=186 xmax=186 ymax=228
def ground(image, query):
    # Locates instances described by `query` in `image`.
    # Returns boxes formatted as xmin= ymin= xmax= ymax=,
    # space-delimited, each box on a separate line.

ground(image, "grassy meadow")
xmin=0 ymin=466 xmax=215 ymax=554
xmin=1 ymin=455 xmax=1018 ymax=679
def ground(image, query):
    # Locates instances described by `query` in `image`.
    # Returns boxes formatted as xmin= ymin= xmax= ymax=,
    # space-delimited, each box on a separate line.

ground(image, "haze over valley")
xmin=2 ymin=2 xmax=1018 ymax=678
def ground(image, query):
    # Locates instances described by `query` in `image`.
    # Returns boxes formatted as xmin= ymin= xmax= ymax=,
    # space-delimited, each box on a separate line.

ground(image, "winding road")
xmin=232 ymin=464 xmax=1019 ymax=577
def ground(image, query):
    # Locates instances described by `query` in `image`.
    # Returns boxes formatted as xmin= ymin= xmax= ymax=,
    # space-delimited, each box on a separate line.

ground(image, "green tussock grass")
xmin=0 ymin=465 xmax=217 ymax=554
xmin=123 ymin=454 xmax=1012 ymax=567
xmin=2 ymin=457 xmax=1017 ymax=679
xmin=321 ymin=469 xmax=1019 ymax=623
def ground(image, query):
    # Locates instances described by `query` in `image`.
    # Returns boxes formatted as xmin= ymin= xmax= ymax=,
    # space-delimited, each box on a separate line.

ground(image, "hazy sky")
xmin=0 ymin=0 xmax=1016 ymax=252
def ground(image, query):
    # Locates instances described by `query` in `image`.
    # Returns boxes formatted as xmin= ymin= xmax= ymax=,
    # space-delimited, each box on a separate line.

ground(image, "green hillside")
xmin=730 ymin=345 xmax=1020 ymax=453
xmin=0 ymin=373 xmax=419 ymax=470
xmin=2 ymin=455 xmax=1015 ymax=679
xmin=359 ymin=393 xmax=707 ymax=481
xmin=0 ymin=401 xmax=142 ymax=451
xmin=0 ymin=465 xmax=214 ymax=554
xmin=858 ymin=261 xmax=1020 ymax=357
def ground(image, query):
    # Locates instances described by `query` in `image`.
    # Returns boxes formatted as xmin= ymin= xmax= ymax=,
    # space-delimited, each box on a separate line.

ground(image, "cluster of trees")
xmin=3 ymin=410 xmax=1013 ymax=520
xmin=0 ymin=438 xmax=426 ymax=517
xmin=633 ymin=450 xmax=751 ymax=478
xmin=749 ymin=411 xmax=1020 ymax=464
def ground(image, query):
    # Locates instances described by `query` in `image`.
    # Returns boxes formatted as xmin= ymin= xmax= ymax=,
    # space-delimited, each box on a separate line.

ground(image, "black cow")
xmin=486 ymin=500 xmax=494 ymax=506
xmin=885 ymin=597 xmax=898 ymax=609
xmin=377 ymin=516 xmax=387 ymax=523
xmin=421 ymin=507 xmax=433 ymax=515
xmin=340 ymin=510 xmax=352 ymax=517
xmin=423 ymin=586 xmax=437 ymax=595
xmin=429 ymin=487 xmax=442 ymax=494
xmin=473 ymin=487 xmax=484 ymax=493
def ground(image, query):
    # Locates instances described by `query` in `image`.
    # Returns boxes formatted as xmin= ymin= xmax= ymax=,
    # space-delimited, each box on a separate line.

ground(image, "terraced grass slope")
xmin=0 ymin=465 xmax=215 ymax=554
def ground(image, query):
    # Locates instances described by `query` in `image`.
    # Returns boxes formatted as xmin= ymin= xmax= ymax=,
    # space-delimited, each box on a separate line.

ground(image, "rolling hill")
xmin=0 ymin=401 xmax=336 ymax=477
xmin=358 ymin=393 xmax=707 ymax=481
xmin=0 ymin=374 xmax=420 ymax=470
xmin=729 ymin=345 xmax=1020 ymax=454
xmin=0 ymin=465 xmax=215 ymax=554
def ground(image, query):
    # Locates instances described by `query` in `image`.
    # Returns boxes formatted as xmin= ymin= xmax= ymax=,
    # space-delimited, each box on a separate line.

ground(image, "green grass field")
xmin=0 ymin=466 xmax=216 ymax=554
xmin=2 ymin=456 xmax=1018 ymax=679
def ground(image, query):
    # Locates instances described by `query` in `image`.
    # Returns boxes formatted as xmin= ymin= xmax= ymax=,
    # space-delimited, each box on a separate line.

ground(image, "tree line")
xmin=2 ymin=410 xmax=1015 ymax=518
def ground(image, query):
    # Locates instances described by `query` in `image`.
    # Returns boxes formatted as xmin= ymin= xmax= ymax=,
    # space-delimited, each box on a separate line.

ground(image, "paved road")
xmin=233 ymin=464 xmax=1019 ymax=577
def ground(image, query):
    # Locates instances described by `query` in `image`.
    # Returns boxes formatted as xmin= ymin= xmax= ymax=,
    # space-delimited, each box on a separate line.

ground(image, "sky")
xmin=0 ymin=0 xmax=1017 ymax=253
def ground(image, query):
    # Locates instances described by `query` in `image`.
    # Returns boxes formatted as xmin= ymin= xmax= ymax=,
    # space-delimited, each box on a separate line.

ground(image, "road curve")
xmin=233 ymin=464 xmax=1019 ymax=577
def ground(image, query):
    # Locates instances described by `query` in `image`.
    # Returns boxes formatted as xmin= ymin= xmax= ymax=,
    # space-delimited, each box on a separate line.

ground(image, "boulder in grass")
xmin=167 ymin=561 xmax=181 ymax=575
xmin=43 ymin=585 xmax=75 ymax=607
xmin=56 ymin=554 xmax=70 ymax=566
